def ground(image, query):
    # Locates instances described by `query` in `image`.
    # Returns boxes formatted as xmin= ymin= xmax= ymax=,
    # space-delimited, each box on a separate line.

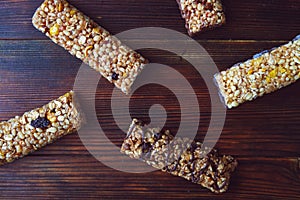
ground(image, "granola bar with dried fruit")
xmin=32 ymin=0 xmax=147 ymax=94
xmin=121 ymin=119 xmax=238 ymax=193
xmin=0 ymin=91 xmax=82 ymax=165
xmin=214 ymin=35 xmax=300 ymax=109
xmin=177 ymin=0 xmax=226 ymax=36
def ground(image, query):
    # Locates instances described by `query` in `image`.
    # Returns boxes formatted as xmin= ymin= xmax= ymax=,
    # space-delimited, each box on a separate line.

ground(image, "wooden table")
xmin=0 ymin=0 xmax=299 ymax=199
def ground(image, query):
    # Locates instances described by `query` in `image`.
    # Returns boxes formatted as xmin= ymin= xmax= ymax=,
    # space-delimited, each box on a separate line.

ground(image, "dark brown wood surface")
xmin=0 ymin=0 xmax=300 ymax=199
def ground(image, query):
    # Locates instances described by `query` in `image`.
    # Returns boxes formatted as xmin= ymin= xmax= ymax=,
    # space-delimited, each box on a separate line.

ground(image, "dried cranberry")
xmin=31 ymin=117 xmax=50 ymax=129
xmin=205 ymin=2 xmax=213 ymax=10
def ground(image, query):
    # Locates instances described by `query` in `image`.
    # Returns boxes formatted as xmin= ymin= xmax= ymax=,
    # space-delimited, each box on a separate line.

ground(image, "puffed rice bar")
xmin=32 ymin=0 xmax=147 ymax=94
xmin=177 ymin=0 xmax=226 ymax=36
xmin=121 ymin=119 xmax=238 ymax=193
xmin=214 ymin=35 xmax=300 ymax=109
xmin=0 ymin=91 xmax=82 ymax=165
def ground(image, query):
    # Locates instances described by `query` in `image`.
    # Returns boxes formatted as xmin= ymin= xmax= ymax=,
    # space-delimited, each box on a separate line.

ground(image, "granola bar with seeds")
xmin=0 ymin=91 xmax=82 ymax=166
xmin=32 ymin=0 xmax=147 ymax=94
xmin=121 ymin=119 xmax=238 ymax=193
xmin=177 ymin=0 xmax=226 ymax=36
xmin=214 ymin=35 xmax=300 ymax=109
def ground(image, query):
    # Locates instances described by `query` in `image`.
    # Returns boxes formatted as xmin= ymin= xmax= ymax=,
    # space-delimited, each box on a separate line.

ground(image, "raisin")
xmin=168 ymin=163 xmax=178 ymax=172
xmin=122 ymin=143 xmax=130 ymax=151
xmin=154 ymin=132 xmax=162 ymax=140
xmin=112 ymin=72 xmax=119 ymax=80
xmin=142 ymin=142 xmax=151 ymax=153
xmin=191 ymin=174 xmax=200 ymax=183
xmin=190 ymin=142 xmax=198 ymax=151
xmin=31 ymin=117 xmax=50 ymax=129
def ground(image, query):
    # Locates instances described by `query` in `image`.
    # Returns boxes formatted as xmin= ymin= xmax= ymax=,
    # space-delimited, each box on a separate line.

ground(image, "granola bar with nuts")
xmin=121 ymin=119 xmax=238 ymax=193
xmin=0 ymin=91 xmax=82 ymax=165
xmin=32 ymin=0 xmax=147 ymax=94
xmin=214 ymin=35 xmax=300 ymax=109
xmin=177 ymin=0 xmax=226 ymax=36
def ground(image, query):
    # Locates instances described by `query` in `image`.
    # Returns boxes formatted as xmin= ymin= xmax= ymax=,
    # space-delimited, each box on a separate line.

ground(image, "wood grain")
xmin=0 ymin=0 xmax=299 ymax=199
xmin=0 ymin=0 xmax=300 ymax=40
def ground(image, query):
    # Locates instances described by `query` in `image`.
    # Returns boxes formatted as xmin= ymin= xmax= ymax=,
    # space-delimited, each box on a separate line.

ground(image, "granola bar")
xmin=121 ymin=119 xmax=238 ymax=193
xmin=32 ymin=0 xmax=147 ymax=94
xmin=214 ymin=35 xmax=300 ymax=109
xmin=177 ymin=0 xmax=226 ymax=36
xmin=0 ymin=91 xmax=82 ymax=165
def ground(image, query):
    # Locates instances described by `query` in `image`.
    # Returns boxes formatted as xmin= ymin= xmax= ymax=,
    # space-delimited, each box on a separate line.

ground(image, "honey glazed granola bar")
xmin=214 ymin=35 xmax=300 ymax=109
xmin=121 ymin=119 xmax=238 ymax=193
xmin=32 ymin=0 xmax=147 ymax=94
xmin=0 ymin=91 xmax=82 ymax=165
xmin=177 ymin=0 xmax=226 ymax=36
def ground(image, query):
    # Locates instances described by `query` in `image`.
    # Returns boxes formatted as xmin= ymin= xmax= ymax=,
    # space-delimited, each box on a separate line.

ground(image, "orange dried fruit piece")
xmin=70 ymin=9 xmax=76 ymax=15
xmin=84 ymin=46 xmax=94 ymax=57
xmin=46 ymin=112 xmax=57 ymax=123
xmin=92 ymin=27 xmax=101 ymax=34
xmin=269 ymin=69 xmax=277 ymax=78
xmin=49 ymin=24 xmax=60 ymax=36
xmin=57 ymin=3 xmax=64 ymax=12
xmin=279 ymin=67 xmax=286 ymax=74
xmin=247 ymin=69 xmax=254 ymax=75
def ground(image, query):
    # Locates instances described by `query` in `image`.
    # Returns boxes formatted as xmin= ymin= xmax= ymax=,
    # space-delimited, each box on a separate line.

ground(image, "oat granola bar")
xmin=121 ymin=119 xmax=237 ymax=193
xmin=32 ymin=0 xmax=147 ymax=94
xmin=0 ymin=91 xmax=82 ymax=165
xmin=214 ymin=35 xmax=300 ymax=109
xmin=177 ymin=0 xmax=226 ymax=36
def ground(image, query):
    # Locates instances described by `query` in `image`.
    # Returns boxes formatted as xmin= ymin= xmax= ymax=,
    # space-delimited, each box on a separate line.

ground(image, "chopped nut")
xmin=15 ymin=145 xmax=22 ymax=154
xmin=47 ymin=127 xmax=57 ymax=133
xmin=294 ymin=57 xmax=300 ymax=64
xmin=57 ymin=116 xmax=64 ymax=122
xmin=93 ymin=35 xmax=102 ymax=42
xmin=54 ymin=100 xmax=62 ymax=108
xmin=278 ymin=59 xmax=285 ymax=65
xmin=244 ymin=93 xmax=253 ymax=100
xmin=78 ymin=36 xmax=87 ymax=45
xmin=18 ymin=132 xmax=25 ymax=140
xmin=4 ymin=135 xmax=13 ymax=141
